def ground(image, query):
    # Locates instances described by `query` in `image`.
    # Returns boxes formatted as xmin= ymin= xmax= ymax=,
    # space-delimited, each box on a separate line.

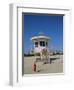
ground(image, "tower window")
xmin=35 ymin=42 xmax=38 ymax=47
xmin=46 ymin=42 xmax=48 ymax=46
xmin=40 ymin=41 xmax=45 ymax=46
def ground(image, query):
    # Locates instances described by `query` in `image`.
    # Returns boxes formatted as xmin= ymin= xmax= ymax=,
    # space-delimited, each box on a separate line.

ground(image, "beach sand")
xmin=24 ymin=55 xmax=63 ymax=74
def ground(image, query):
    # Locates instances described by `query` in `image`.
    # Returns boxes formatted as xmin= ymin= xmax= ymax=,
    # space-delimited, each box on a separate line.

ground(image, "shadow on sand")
xmin=50 ymin=57 xmax=59 ymax=64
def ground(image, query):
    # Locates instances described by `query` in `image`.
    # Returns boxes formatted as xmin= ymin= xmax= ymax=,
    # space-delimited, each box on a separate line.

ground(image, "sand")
xmin=24 ymin=55 xmax=63 ymax=74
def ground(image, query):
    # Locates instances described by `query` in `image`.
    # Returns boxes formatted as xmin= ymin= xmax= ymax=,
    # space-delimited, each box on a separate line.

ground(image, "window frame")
xmin=9 ymin=3 xmax=71 ymax=86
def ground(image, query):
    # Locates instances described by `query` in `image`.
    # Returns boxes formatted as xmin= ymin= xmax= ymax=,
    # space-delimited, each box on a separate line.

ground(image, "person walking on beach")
xmin=33 ymin=61 xmax=36 ymax=72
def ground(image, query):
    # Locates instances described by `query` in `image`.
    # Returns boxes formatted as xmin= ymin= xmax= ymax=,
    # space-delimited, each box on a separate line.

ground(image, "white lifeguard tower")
xmin=31 ymin=32 xmax=51 ymax=63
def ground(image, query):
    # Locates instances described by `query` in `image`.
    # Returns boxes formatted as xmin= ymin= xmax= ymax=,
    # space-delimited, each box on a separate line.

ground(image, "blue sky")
xmin=23 ymin=14 xmax=63 ymax=54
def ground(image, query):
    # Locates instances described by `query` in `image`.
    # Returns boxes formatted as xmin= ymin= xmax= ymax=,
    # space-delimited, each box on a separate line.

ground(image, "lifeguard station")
xmin=31 ymin=33 xmax=51 ymax=64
